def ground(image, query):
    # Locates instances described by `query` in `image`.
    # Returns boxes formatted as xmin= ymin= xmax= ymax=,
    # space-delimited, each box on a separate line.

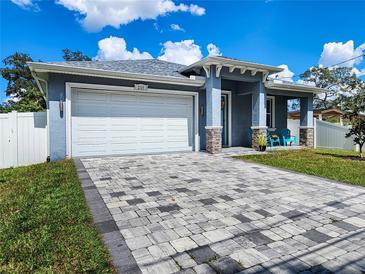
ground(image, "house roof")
xmin=28 ymin=59 xmax=205 ymax=87
xmin=288 ymin=108 xmax=344 ymax=115
xmin=43 ymin=59 xmax=187 ymax=78
xmin=179 ymin=56 xmax=284 ymax=75
xmin=265 ymin=80 xmax=325 ymax=94
xmin=28 ymin=58 xmax=326 ymax=94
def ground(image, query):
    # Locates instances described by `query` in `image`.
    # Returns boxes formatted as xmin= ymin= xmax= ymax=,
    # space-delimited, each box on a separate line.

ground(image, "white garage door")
xmin=71 ymin=88 xmax=194 ymax=157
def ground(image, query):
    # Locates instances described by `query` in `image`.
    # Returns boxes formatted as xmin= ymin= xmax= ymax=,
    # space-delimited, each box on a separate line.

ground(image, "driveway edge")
xmin=232 ymin=156 xmax=365 ymax=190
xmin=74 ymin=158 xmax=142 ymax=274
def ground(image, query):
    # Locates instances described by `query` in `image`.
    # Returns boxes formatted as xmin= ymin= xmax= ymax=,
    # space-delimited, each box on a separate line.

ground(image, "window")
xmin=266 ymin=96 xmax=275 ymax=128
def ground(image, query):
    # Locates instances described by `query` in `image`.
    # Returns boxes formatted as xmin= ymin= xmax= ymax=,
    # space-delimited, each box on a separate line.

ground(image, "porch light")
xmin=59 ymin=94 xmax=64 ymax=112
xmin=200 ymin=105 xmax=204 ymax=116
xmin=59 ymin=100 xmax=64 ymax=112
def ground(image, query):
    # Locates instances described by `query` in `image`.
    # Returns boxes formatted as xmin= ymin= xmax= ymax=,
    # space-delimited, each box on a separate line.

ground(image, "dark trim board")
xmin=74 ymin=158 xmax=141 ymax=274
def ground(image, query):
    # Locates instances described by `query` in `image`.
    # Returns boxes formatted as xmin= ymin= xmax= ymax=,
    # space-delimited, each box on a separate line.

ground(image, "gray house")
xmin=28 ymin=56 xmax=323 ymax=160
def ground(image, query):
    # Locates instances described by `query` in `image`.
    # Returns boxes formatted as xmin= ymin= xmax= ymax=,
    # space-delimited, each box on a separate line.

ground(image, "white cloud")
xmin=188 ymin=4 xmax=205 ymax=16
xmin=352 ymin=67 xmax=365 ymax=77
xmin=297 ymin=79 xmax=316 ymax=87
xmin=170 ymin=24 xmax=185 ymax=32
xmin=158 ymin=40 xmax=203 ymax=65
xmin=56 ymin=0 xmax=205 ymax=32
xmin=319 ymin=40 xmax=365 ymax=67
xmin=153 ymin=22 xmax=163 ymax=33
xmin=270 ymin=64 xmax=295 ymax=82
xmin=207 ymin=43 xmax=222 ymax=56
xmin=94 ymin=36 xmax=153 ymax=61
xmin=11 ymin=0 xmax=39 ymax=10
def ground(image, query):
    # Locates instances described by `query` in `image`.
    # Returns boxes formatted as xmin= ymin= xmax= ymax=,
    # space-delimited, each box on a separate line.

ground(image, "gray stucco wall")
xmin=274 ymin=95 xmax=288 ymax=132
xmin=231 ymin=91 xmax=252 ymax=147
xmin=199 ymin=89 xmax=206 ymax=149
xmin=47 ymin=73 xmax=199 ymax=160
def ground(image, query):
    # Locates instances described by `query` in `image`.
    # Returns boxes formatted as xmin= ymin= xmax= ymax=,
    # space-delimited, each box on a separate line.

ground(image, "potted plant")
xmin=255 ymin=133 xmax=267 ymax=152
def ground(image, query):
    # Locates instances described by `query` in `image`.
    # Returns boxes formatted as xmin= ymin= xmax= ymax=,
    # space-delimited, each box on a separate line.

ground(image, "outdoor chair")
xmin=267 ymin=131 xmax=281 ymax=147
xmin=281 ymin=128 xmax=297 ymax=146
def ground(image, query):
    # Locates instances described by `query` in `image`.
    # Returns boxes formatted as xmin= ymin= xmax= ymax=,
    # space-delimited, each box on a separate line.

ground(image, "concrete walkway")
xmin=79 ymin=152 xmax=365 ymax=274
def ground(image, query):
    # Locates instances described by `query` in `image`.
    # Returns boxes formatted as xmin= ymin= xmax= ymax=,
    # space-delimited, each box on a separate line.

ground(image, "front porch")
xmin=182 ymin=57 xmax=322 ymax=153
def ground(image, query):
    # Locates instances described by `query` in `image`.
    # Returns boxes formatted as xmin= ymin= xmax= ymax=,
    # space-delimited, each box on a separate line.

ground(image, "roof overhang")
xmin=28 ymin=62 xmax=205 ymax=87
xmin=179 ymin=56 xmax=283 ymax=78
xmin=265 ymin=80 xmax=326 ymax=94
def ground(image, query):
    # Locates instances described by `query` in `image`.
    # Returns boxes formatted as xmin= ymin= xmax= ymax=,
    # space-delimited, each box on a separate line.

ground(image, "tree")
xmin=0 ymin=52 xmax=45 ymax=112
xmin=62 ymin=49 xmax=91 ymax=61
xmin=341 ymin=80 xmax=365 ymax=157
xmin=300 ymin=67 xmax=356 ymax=109
xmin=346 ymin=119 xmax=365 ymax=157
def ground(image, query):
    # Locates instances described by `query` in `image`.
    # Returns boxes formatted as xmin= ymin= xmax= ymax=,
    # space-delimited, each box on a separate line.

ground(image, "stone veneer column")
xmin=300 ymin=96 xmax=314 ymax=147
xmin=205 ymin=64 xmax=222 ymax=154
xmin=251 ymin=80 xmax=267 ymax=150
xmin=251 ymin=127 xmax=267 ymax=150
xmin=205 ymin=126 xmax=222 ymax=154
xmin=299 ymin=127 xmax=314 ymax=147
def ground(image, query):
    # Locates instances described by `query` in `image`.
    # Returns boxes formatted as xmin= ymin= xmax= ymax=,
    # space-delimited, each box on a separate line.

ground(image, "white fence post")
xmin=313 ymin=118 xmax=317 ymax=148
xmin=9 ymin=111 xmax=19 ymax=167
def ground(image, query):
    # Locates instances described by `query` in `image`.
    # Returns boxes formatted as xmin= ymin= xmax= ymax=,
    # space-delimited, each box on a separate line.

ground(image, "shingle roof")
xmin=48 ymin=59 xmax=188 ymax=79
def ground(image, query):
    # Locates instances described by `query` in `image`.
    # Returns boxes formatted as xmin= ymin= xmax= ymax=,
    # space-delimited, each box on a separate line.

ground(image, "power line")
xmin=325 ymin=53 xmax=365 ymax=68
xmin=268 ymin=53 xmax=365 ymax=81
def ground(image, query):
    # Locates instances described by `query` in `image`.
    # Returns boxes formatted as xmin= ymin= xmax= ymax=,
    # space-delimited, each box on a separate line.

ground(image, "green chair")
xmin=281 ymin=128 xmax=297 ymax=146
xmin=267 ymin=131 xmax=280 ymax=147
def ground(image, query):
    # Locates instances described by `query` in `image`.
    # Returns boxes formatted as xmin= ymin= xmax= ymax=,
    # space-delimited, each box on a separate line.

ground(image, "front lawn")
xmin=235 ymin=149 xmax=365 ymax=187
xmin=0 ymin=160 xmax=115 ymax=273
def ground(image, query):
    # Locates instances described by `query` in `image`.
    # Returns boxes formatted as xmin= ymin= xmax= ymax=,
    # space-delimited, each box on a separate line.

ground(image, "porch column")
xmin=205 ymin=65 xmax=222 ymax=154
xmin=299 ymin=95 xmax=314 ymax=147
xmin=251 ymin=81 xmax=267 ymax=149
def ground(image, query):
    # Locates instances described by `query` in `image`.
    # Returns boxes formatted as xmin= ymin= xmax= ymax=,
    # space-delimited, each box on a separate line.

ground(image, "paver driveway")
xmin=80 ymin=152 xmax=365 ymax=274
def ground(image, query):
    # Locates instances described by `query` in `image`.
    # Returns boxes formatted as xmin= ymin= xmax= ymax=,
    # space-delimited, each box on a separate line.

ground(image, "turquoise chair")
xmin=267 ymin=131 xmax=281 ymax=147
xmin=281 ymin=128 xmax=297 ymax=146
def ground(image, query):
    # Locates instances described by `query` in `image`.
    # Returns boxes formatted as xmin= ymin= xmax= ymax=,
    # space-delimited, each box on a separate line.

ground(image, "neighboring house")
xmin=289 ymin=108 xmax=345 ymax=125
xmin=28 ymin=56 xmax=324 ymax=160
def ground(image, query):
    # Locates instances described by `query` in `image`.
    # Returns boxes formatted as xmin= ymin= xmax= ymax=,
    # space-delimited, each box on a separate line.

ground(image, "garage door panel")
xmin=76 ymin=90 xmax=107 ymax=101
xmin=71 ymin=89 xmax=194 ymax=157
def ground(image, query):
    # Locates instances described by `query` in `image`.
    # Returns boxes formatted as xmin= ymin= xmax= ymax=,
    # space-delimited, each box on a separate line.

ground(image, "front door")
xmin=221 ymin=94 xmax=228 ymax=147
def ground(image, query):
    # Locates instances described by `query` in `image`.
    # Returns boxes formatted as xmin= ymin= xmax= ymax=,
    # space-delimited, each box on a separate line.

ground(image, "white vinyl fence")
xmin=287 ymin=118 xmax=356 ymax=151
xmin=0 ymin=111 xmax=48 ymax=169
xmin=287 ymin=119 xmax=300 ymax=145
xmin=315 ymin=119 xmax=355 ymax=151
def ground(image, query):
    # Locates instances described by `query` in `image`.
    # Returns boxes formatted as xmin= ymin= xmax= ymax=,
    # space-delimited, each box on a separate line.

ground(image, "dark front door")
xmin=221 ymin=94 xmax=228 ymax=146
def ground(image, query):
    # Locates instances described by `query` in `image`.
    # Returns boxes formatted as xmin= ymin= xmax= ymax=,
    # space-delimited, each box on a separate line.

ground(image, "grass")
xmin=0 ymin=160 xmax=115 ymax=273
xmin=235 ymin=148 xmax=365 ymax=187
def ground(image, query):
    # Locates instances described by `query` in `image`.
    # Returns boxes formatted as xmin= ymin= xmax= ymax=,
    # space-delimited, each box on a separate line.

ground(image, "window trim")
xmin=266 ymin=96 xmax=275 ymax=129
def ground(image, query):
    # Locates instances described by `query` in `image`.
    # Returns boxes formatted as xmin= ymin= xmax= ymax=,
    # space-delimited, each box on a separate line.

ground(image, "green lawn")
xmin=0 ymin=160 xmax=115 ymax=273
xmin=235 ymin=149 xmax=365 ymax=187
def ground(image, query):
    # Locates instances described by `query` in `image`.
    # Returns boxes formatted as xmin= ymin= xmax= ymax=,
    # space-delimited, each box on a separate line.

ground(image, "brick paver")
xmin=81 ymin=152 xmax=365 ymax=274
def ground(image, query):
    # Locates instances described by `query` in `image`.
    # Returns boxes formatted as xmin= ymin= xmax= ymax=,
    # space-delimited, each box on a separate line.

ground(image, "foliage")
xmin=0 ymin=160 xmax=114 ymax=273
xmin=0 ymin=52 xmax=45 ymax=112
xmin=235 ymin=149 xmax=365 ymax=187
xmin=255 ymin=133 xmax=267 ymax=146
xmin=300 ymin=67 xmax=357 ymax=109
xmin=346 ymin=119 xmax=365 ymax=157
xmin=338 ymin=79 xmax=365 ymax=156
xmin=62 ymin=48 xmax=92 ymax=61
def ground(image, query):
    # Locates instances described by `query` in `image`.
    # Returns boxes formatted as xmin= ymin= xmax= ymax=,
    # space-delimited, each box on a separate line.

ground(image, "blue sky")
xmin=1 ymin=0 xmax=365 ymax=102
